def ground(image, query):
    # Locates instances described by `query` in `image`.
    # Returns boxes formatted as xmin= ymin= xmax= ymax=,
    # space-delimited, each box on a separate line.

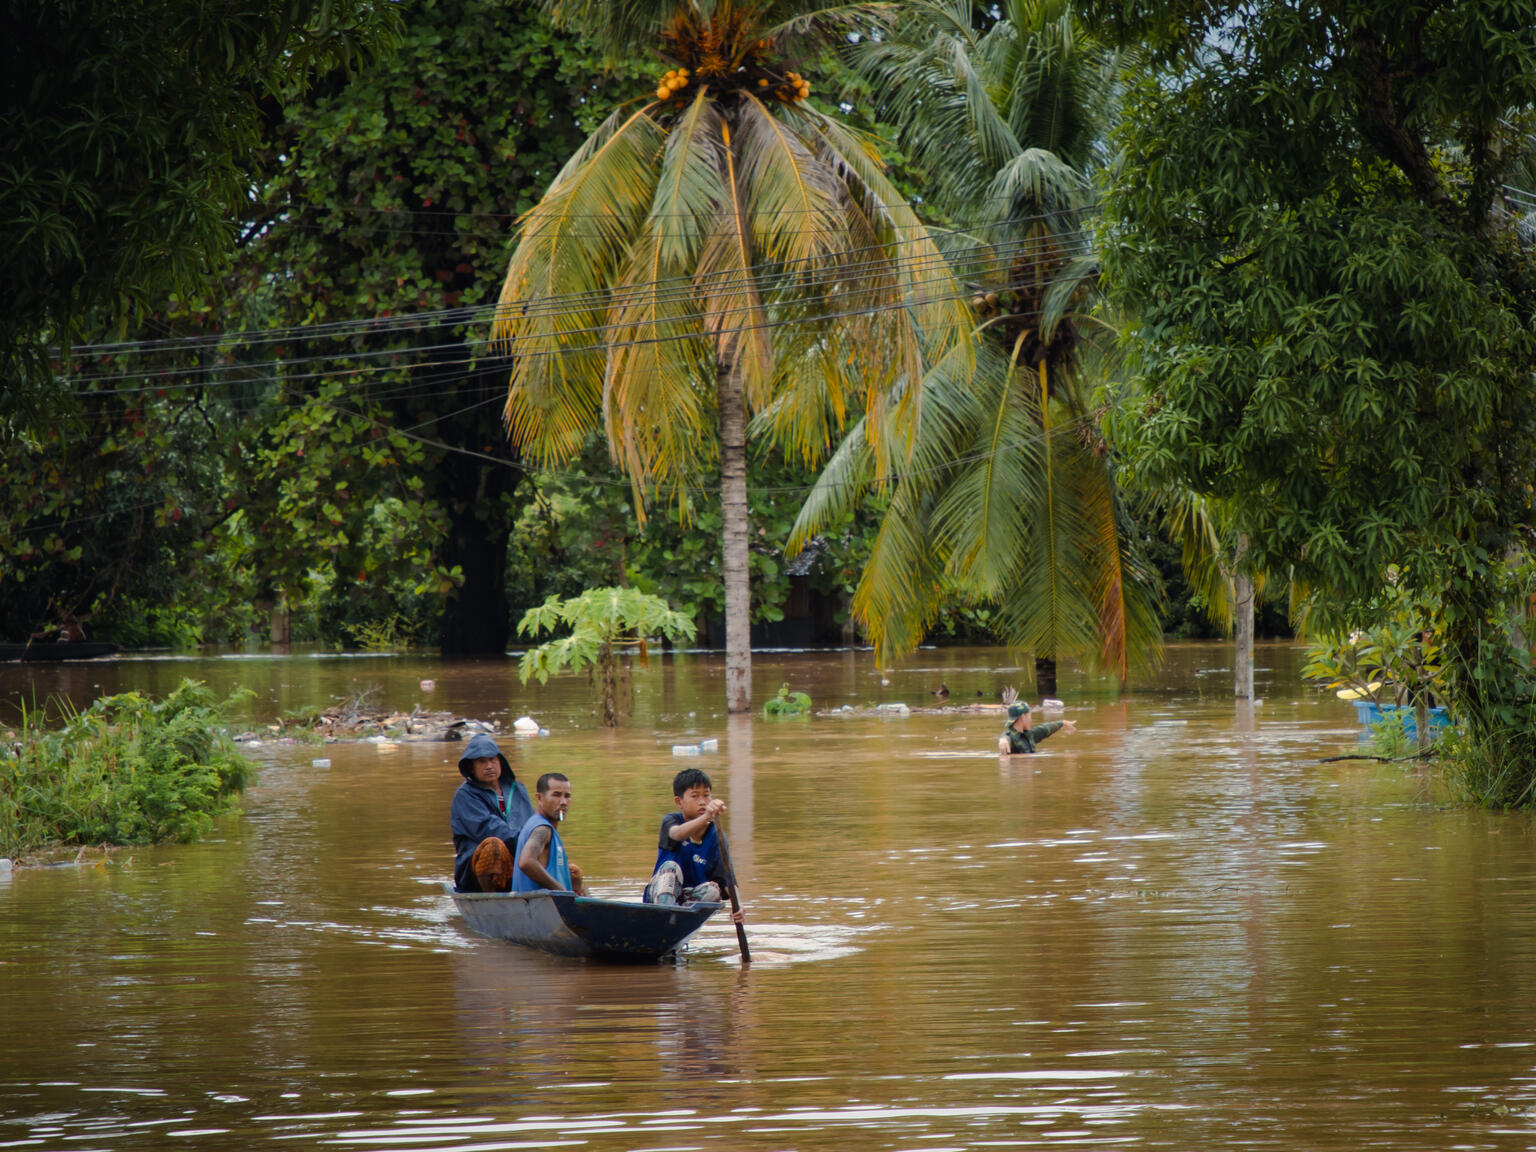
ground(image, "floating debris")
xmin=239 ymin=707 xmax=499 ymax=744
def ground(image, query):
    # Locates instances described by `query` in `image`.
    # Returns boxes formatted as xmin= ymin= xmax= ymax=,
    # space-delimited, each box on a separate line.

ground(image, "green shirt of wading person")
xmin=999 ymin=701 xmax=1077 ymax=755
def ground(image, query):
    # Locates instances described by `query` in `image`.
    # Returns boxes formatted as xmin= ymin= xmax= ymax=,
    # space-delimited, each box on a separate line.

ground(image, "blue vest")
xmin=512 ymin=812 xmax=573 ymax=892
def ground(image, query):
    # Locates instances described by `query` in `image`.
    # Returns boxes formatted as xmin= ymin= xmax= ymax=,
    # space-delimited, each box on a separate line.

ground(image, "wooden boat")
xmin=0 ymin=642 xmax=120 ymax=662
xmin=444 ymin=883 xmax=721 ymax=959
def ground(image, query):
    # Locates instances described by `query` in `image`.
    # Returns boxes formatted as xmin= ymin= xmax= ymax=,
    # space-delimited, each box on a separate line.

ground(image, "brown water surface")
xmin=4 ymin=643 xmax=1536 ymax=1150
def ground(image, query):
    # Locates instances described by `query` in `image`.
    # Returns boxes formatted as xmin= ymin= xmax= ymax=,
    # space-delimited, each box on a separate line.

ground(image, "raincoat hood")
xmin=458 ymin=732 xmax=513 ymax=784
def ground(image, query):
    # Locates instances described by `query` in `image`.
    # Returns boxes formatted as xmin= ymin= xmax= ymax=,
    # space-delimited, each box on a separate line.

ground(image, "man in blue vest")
xmin=513 ymin=772 xmax=585 ymax=894
xmin=450 ymin=733 xmax=532 ymax=892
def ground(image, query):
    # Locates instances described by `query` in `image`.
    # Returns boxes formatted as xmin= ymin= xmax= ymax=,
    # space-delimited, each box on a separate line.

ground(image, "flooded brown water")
xmin=4 ymin=642 xmax=1536 ymax=1150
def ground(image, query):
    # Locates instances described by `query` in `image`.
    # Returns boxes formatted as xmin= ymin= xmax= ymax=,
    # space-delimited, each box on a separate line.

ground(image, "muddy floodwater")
xmin=4 ymin=642 xmax=1536 ymax=1151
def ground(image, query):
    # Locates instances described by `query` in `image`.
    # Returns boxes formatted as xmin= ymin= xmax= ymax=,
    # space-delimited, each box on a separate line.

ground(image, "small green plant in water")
xmin=518 ymin=587 xmax=696 ymax=727
xmin=1365 ymin=711 xmax=1418 ymax=760
xmin=762 ymin=683 xmax=812 ymax=718
xmin=0 ymin=679 xmax=253 ymax=859
xmin=346 ymin=614 xmax=413 ymax=652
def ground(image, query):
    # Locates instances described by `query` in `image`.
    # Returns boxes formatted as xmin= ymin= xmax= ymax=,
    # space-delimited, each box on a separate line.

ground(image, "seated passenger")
xmin=513 ymin=772 xmax=585 ymax=894
xmin=643 ymin=768 xmax=743 ymax=924
xmin=449 ymin=733 xmax=532 ymax=892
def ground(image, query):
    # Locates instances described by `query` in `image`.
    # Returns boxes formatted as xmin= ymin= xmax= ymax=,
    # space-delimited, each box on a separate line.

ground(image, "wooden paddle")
xmin=715 ymin=825 xmax=751 ymax=964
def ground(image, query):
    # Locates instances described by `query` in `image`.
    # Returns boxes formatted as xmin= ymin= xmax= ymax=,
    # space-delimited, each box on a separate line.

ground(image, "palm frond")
xmin=928 ymin=345 xmax=1040 ymax=590
xmin=1077 ymin=453 xmax=1164 ymax=680
xmin=785 ymin=416 xmax=875 ymax=555
xmin=851 ymin=480 xmax=945 ymax=660
xmin=1040 ymin=249 xmax=1100 ymax=343
xmin=1164 ymin=492 xmax=1238 ymax=633
xmin=695 ymin=118 xmax=774 ymax=410
xmin=602 ymin=92 xmax=723 ymax=493
xmin=982 ymin=146 xmax=1086 ymax=224
xmin=791 ymin=106 xmax=973 ymax=457
xmin=496 ymin=105 xmax=666 ymax=465
xmin=735 ymin=93 xmax=844 ymax=264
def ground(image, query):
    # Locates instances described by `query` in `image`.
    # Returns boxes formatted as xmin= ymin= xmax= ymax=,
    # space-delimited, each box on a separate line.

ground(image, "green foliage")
xmin=1364 ymin=711 xmax=1419 ymax=761
xmin=2 ymin=0 xmax=642 ymax=651
xmin=0 ymin=382 xmax=238 ymax=642
xmin=0 ymin=0 xmax=398 ymax=410
xmin=518 ymin=587 xmax=698 ymax=684
xmin=205 ymin=0 xmax=646 ymax=653
xmin=1093 ymin=0 xmax=1536 ymax=754
xmin=792 ymin=0 xmax=1162 ymax=678
xmin=1439 ymin=705 xmax=1536 ymax=808
xmin=1302 ymin=592 xmax=1447 ymax=710
xmin=518 ymin=586 xmax=697 ymax=726
xmin=506 ymin=440 xmax=885 ymax=639
xmin=345 ymin=613 xmax=418 ymax=652
xmin=0 ymin=680 xmax=253 ymax=858
xmin=762 ymin=683 xmax=813 ymax=717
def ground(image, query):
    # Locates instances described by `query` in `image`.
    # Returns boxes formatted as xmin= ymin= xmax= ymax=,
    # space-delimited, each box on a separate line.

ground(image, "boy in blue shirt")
xmin=643 ymin=768 xmax=743 ymax=924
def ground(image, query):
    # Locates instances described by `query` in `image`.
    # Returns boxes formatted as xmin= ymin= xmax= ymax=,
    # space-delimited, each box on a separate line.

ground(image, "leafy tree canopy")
xmin=0 ymin=0 xmax=398 ymax=413
xmin=213 ymin=0 xmax=643 ymax=652
xmin=1090 ymin=0 xmax=1536 ymax=717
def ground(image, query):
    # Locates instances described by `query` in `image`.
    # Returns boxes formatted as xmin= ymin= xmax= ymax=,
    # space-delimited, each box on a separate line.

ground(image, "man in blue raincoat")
xmin=450 ymin=732 xmax=532 ymax=891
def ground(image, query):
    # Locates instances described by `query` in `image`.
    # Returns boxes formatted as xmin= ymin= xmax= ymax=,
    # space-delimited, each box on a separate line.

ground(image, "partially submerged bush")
xmin=762 ymin=683 xmax=812 ymax=718
xmin=0 ymin=679 xmax=253 ymax=859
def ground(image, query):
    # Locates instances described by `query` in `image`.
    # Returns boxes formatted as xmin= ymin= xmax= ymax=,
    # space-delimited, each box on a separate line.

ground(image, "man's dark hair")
xmin=672 ymin=767 xmax=712 ymax=797
xmin=536 ymin=772 xmax=570 ymax=794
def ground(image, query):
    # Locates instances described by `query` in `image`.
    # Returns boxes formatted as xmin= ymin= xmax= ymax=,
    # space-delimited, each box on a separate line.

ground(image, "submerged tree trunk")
xmin=435 ymin=408 xmax=523 ymax=656
xmin=439 ymin=498 xmax=514 ymax=656
xmin=1233 ymin=535 xmax=1254 ymax=699
xmin=719 ymin=356 xmax=752 ymax=713
xmin=1034 ymin=656 xmax=1057 ymax=699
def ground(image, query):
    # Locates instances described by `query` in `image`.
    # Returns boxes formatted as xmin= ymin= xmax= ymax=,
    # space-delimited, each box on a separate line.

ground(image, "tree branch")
xmin=1347 ymin=28 xmax=1446 ymax=207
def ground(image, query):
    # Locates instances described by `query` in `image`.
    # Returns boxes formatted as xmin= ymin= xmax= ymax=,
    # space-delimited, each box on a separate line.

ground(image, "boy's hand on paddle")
xmin=704 ymin=798 xmax=727 ymax=821
xmin=730 ymin=907 xmax=744 ymax=924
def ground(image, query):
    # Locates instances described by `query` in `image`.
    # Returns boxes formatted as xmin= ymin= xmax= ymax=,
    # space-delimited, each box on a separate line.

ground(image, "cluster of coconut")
xmin=656 ymin=67 xmax=691 ymax=100
xmin=971 ymin=290 xmax=1005 ymax=316
xmin=653 ymin=53 xmax=811 ymax=106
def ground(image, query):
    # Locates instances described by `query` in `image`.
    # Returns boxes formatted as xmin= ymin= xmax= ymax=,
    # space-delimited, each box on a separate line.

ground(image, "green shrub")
xmin=1437 ymin=695 xmax=1536 ymax=808
xmin=762 ymin=683 xmax=812 ymax=718
xmin=0 ymin=679 xmax=253 ymax=858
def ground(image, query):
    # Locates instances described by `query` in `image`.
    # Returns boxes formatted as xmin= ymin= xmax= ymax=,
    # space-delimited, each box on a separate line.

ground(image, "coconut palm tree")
xmin=493 ymin=0 xmax=970 ymax=712
xmin=790 ymin=0 xmax=1162 ymax=688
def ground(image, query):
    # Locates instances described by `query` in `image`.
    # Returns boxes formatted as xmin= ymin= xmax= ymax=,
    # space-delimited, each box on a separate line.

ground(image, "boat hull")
xmin=444 ymin=883 xmax=720 ymax=959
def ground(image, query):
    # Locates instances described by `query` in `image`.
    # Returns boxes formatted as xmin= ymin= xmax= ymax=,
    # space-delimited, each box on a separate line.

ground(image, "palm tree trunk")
xmin=600 ymin=639 xmax=618 ymax=728
xmin=1233 ymin=535 xmax=1254 ymax=699
xmin=719 ymin=356 xmax=752 ymax=713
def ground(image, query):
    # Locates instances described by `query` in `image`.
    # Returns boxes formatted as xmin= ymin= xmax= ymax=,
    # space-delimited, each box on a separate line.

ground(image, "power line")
xmin=66 ymin=210 xmax=1093 ymax=359
xmin=9 ymin=401 xmax=1106 ymax=537
xmin=58 ymin=264 xmax=1095 ymax=402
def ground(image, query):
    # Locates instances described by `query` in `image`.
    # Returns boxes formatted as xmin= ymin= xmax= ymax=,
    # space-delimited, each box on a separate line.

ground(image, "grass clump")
xmin=0 ymin=679 xmax=253 ymax=859
xmin=1436 ymin=694 xmax=1536 ymax=808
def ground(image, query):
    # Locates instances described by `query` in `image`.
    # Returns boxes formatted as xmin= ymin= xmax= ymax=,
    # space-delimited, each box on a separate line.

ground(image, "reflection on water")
xmin=6 ymin=643 xmax=1536 ymax=1149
